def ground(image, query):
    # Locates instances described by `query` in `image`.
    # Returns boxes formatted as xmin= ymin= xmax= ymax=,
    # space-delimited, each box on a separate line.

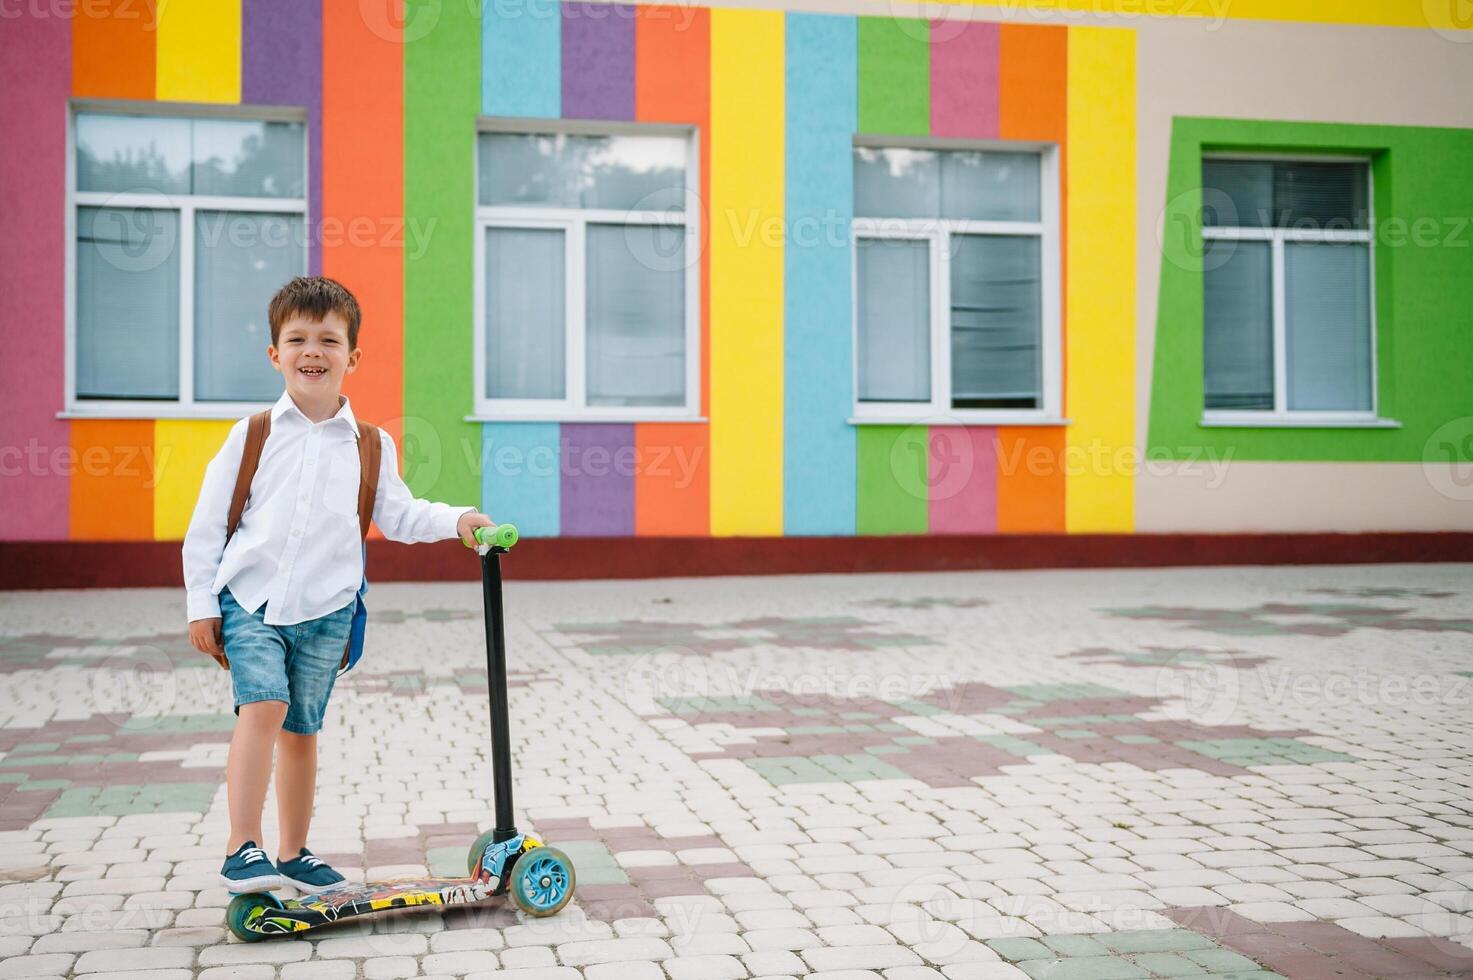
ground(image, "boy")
xmin=183 ymin=277 xmax=492 ymax=893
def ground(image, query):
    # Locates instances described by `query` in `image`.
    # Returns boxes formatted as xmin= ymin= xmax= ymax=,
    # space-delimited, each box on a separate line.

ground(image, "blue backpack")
xmin=226 ymin=410 xmax=380 ymax=674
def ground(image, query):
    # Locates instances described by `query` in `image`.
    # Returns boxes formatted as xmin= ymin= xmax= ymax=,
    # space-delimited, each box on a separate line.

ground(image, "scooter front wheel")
xmin=508 ymin=846 xmax=575 ymax=917
xmin=226 ymin=892 xmax=285 ymax=942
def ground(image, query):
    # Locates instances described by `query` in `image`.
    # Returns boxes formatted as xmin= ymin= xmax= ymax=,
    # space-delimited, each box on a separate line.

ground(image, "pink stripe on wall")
xmin=0 ymin=12 xmax=70 ymax=540
xmin=929 ymin=427 xmax=997 ymax=534
xmin=929 ymin=21 xmax=999 ymax=139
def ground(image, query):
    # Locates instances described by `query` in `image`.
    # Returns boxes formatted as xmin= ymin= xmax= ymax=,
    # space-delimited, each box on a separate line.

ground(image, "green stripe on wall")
xmin=857 ymin=16 xmax=929 ymax=135
xmin=404 ymin=0 xmax=481 ymax=504
xmin=856 ymin=425 xmax=929 ymax=534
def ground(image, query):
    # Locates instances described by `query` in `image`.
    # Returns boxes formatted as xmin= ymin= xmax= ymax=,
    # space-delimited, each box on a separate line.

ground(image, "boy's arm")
xmin=371 ymin=429 xmax=478 ymax=543
xmin=181 ymin=418 xmax=248 ymax=622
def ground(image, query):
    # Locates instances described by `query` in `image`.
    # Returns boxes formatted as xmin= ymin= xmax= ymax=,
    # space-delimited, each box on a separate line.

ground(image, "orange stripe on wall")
xmin=634 ymin=423 xmax=710 ymax=536
xmin=69 ymin=420 xmax=154 ymax=540
xmin=72 ymin=0 xmax=156 ymax=99
xmin=635 ymin=5 xmax=710 ymax=420
xmin=635 ymin=6 xmax=710 ymax=535
xmin=995 ymin=426 xmax=1065 ymax=533
xmin=324 ymin=0 xmax=403 ymax=539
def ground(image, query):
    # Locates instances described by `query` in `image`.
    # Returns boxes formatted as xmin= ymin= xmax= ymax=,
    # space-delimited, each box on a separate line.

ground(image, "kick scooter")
xmin=225 ymin=524 xmax=576 ymax=941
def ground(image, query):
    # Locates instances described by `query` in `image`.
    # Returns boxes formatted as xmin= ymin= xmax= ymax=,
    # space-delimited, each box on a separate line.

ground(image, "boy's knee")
xmin=277 ymin=729 xmax=316 ymax=751
xmin=239 ymin=700 xmax=289 ymax=728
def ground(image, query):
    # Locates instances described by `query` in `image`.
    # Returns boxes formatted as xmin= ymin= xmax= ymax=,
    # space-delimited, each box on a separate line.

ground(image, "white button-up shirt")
xmin=183 ymin=392 xmax=472 ymax=626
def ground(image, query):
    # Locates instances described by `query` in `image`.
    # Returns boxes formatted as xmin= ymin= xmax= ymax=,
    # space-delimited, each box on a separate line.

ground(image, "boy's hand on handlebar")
xmin=189 ymin=617 xmax=229 ymax=669
xmin=457 ymin=510 xmax=494 ymax=547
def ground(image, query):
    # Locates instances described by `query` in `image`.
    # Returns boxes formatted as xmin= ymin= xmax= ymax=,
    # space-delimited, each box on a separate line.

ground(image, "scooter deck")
xmin=235 ymin=876 xmax=500 ymax=937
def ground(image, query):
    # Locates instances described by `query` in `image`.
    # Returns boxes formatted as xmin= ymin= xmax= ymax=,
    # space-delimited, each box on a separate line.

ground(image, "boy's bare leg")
xmin=275 ymin=730 xmax=317 ymax=857
xmin=226 ymin=701 xmax=288 ymax=852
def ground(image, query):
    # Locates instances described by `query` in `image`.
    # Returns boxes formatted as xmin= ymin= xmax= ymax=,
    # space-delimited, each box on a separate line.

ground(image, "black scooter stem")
xmin=480 ymin=548 xmax=518 ymax=843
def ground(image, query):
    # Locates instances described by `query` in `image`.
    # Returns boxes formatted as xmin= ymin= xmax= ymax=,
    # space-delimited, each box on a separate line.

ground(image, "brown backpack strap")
xmin=356 ymin=421 xmax=381 ymax=539
xmin=226 ymin=411 xmax=272 ymax=541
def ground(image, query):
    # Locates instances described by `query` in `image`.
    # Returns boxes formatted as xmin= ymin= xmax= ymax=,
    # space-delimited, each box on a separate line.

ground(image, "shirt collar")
xmin=270 ymin=391 xmax=359 ymax=437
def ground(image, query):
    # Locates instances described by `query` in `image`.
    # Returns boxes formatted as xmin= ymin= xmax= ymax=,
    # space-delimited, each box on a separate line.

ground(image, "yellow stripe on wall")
xmin=1065 ymin=25 xmax=1135 ymax=533
xmin=156 ymin=0 xmax=241 ymax=103
xmin=153 ymin=420 xmax=234 ymax=540
xmin=913 ymin=0 xmax=1467 ymax=31
xmin=709 ymin=9 xmax=784 ymax=536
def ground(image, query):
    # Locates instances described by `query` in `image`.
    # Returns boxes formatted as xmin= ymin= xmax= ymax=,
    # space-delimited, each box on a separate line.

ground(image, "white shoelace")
xmin=300 ymin=854 xmax=325 ymax=868
xmin=240 ymin=846 xmax=267 ymax=866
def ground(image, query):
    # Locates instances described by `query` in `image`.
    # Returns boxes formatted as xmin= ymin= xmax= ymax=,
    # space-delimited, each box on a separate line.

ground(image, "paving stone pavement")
xmin=1 ymin=562 xmax=1471 ymax=979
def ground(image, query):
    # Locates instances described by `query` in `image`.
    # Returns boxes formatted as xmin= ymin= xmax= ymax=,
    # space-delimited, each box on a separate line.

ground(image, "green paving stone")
xmin=121 ymin=714 xmax=235 ymax=733
xmin=425 ymin=846 xmax=464 ymax=876
xmin=1056 ymin=730 xmax=1098 ymax=739
xmin=841 ymin=711 xmax=878 ymax=720
xmin=42 ymin=782 xmax=218 ymax=818
xmin=102 ymin=753 xmax=139 ymax=762
xmin=893 ymin=700 xmax=947 ymax=717
xmin=1116 ymin=734 xmax=1159 ymax=744
xmin=1041 ymin=935 xmax=1110 ymax=957
xmin=844 ymin=724 xmax=875 ymax=732
xmin=1019 ymin=956 xmax=1148 ymax=980
xmin=11 ymin=742 xmax=60 ymax=754
xmin=65 ymin=734 xmax=111 ymax=743
xmin=865 ymin=744 xmax=906 ymax=755
xmin=792 ymin=707 xmax=827 ymax=717
xmin=746 ymin=757 xmax=843 ymax=785
xmin=977 ymin=734 xmax=1052 ymax=756
xmin=1099 ymin=930 xmax=1215 ymax=954
xmin=790 ymin=725 xmax=845 ymax=735
xmin=0 ymin=773 xmax=28 ymax=783
xmin=1182 ymin=948 xmax=1262 ymax=972
xmin=876 ymin=723 xmax=905 ymax=732
xmin=896 ymin=736 xmax=937 ymax=746
xmin=1130 ymin=952 xmax=1202 ymax=976
xmin=986 ymin=937 xmax=1053 ymax=961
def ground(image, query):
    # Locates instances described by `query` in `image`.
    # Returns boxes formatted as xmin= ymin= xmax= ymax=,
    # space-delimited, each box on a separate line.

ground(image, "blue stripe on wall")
xmin=783 ymin=12 xmax=857 ymax=535
xmin=482 ymin=423 xmax=561 ymax=537
xmin=482 ymin=0 xmax=562 ymax=117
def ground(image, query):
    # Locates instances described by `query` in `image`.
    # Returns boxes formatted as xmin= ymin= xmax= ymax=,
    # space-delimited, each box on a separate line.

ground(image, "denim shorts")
xmin=220 ymin=588 xmax=354 ymax=735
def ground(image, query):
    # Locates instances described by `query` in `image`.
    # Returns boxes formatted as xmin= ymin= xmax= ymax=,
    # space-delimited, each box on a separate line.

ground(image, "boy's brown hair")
xmin=268 ymin=276 xmax=363 ymax=349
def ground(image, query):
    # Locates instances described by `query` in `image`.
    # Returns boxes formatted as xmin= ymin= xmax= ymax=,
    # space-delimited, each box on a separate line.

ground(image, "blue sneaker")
xmin=276 ymin=848 xmax=346 ymax=894
xmin=220 ymin=841 xmax=285 ymax=893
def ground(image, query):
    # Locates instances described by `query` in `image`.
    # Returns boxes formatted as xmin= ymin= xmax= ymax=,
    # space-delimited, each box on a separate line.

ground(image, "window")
xmin=1201 ymin=157 xmax=1375 ymax=421
xmin=851 ymin=142 xmax=1061 ymax=423
xmin=474 ymin=125 xmax=699 ymax=420
xmin=68 ymin=108 xmax=307 ymax=414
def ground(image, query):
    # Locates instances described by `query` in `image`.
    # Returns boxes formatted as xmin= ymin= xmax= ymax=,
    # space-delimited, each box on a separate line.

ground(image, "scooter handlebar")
xmin=471 ymin=523 xmax=519 ymax=552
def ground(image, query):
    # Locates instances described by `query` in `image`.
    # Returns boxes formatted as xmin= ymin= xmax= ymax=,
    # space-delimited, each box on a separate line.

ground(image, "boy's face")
xmin=268 ymin=312 xmax=360 ymax=402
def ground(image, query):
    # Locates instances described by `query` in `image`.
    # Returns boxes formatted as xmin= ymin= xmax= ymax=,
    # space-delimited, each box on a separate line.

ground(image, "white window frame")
xmin=850 ymin=137 xmax=1063 ymax=427
xmin=1200 ymin=152 xmax=1382 ymax=428
xmin=62 ymin=100 xmax=309 ymax=420
xmin=471 ymin=118 xmax=702 ymax=424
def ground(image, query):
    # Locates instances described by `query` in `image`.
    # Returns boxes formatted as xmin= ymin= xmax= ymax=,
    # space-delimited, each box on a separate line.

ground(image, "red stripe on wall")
xmin=634 ymin=5 xmax=711 ymax=533
xmin=2 ymin=11 xmax=70 ymax=540
xmin=928 ymin=426 xmax=997 ymax=534
xmin=72 ymin=0 xmax=156 ymax=99
xmin=323 ymin=0 xmax=404 ymax=540
xmin=930 ymin=20 xmax=998 ymax=139
xmin=69 ymin=421 xmax=155 ymax=540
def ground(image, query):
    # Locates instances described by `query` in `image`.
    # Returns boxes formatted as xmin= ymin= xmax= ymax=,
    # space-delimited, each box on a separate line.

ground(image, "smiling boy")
xmin=183 ymin=276 xmax=492 ymax=893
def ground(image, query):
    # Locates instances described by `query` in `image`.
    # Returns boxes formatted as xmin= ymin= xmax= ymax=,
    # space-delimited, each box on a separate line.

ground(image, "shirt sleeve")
xmin=181 ymin=417 xmax=248 ymax=622
xmin=371 ymin=429 xmax=475 ymax=543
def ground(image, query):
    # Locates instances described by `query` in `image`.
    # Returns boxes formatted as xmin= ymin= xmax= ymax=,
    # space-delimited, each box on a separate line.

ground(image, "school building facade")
xmin=1 ymin=1 xmax=1471 ymax=584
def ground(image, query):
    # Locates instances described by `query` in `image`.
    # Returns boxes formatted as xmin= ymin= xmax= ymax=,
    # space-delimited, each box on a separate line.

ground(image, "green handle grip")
xmin=471 ymin=523 xmax=519 ymax=550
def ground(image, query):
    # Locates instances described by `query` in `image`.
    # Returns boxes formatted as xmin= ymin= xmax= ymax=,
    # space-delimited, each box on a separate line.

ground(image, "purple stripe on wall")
xmin=929 ymin=427 xmax=998 ymax=535
xmin=243 ymin=0 xmax=324 ymax=275
xmin=930 ymin=20 xmax=999 ymax=139
xmin=561 ymin=424 xmax=635 ymax=536
xmin=0 ymin=12 xmax=70 ymax=539
xmin=561 ymin=3 xmax=635 ymax=120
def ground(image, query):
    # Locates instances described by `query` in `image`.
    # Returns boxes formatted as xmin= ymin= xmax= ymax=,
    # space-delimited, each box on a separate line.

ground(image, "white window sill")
xmin=849 ymin=416 xmax=1069 ymax=427
xmin=1199 ymin=414 xmax=1402 ymax=429
xmin=59 ymin=405 xmax=274 ymax=421
xmin=465 ymin=415 xmax=708 ymax=425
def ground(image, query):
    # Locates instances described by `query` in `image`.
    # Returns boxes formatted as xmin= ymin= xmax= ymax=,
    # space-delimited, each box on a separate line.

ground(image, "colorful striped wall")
xmin=5 ymin=1 xmax=1136 ymax=543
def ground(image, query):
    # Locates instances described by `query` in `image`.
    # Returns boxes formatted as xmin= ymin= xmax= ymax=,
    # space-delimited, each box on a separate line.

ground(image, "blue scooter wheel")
xmin=508 ymin=846 xmax=575 ymax=917
xmin=226 ymin=892 xmax=285 ymax=942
